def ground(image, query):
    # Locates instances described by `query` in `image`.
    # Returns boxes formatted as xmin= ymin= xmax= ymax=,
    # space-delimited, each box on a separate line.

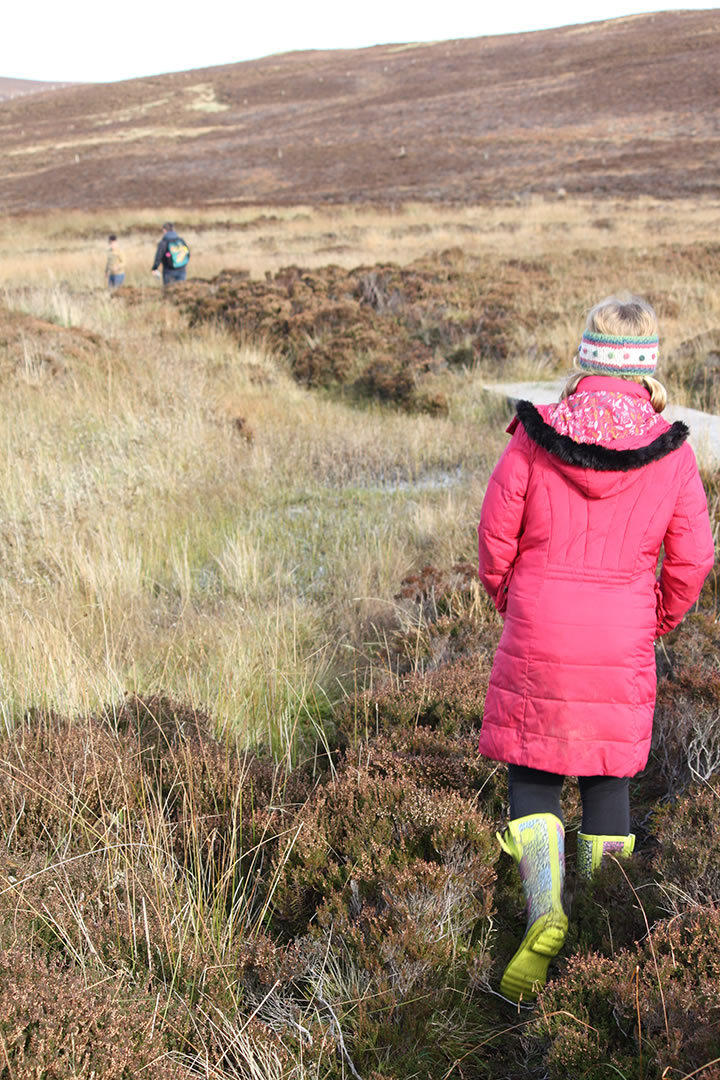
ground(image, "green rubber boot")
xmin=576 ymin=831 xmax=635 ymax=880
xmin=498 ymin=812 xmax=568 ymax=1003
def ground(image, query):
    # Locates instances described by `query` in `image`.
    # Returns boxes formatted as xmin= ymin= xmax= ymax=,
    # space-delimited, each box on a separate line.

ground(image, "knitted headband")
xmin=577 ymin=332 xmax=659 ymax=375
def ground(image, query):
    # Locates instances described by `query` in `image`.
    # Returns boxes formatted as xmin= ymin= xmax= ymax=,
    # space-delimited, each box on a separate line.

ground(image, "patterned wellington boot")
xmin=497 ymin=812 xmax=568 ymax=1002
xmin=576 ymin=832 xmax=635 ymax=880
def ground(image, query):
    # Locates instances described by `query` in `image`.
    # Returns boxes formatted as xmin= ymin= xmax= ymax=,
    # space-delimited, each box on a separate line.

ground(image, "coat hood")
xmin=510 ymin=391 xmax=689 ymax=499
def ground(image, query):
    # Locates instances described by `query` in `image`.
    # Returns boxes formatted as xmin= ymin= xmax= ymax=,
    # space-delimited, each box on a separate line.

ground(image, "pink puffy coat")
xmin=477 ymin=376 xmax=715 ymax=777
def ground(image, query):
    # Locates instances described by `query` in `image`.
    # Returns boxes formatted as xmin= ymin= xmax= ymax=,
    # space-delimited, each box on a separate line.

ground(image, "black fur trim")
xmin=515 ymin=399 xmax=689 ymax=472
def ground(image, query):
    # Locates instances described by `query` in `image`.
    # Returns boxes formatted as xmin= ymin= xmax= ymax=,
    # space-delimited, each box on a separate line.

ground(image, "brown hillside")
xmin=1 ymin=10 xmax=719 ymax=210
xmin=0 ymin=77 xmax=77 ymax=102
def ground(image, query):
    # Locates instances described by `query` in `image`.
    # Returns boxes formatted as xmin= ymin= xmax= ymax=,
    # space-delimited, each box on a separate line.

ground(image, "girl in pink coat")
xmin=477 ymin=295 xmax=714 ymax=1003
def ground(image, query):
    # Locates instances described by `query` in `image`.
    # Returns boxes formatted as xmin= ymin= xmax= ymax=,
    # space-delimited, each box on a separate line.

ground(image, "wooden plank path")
xmin=485 ymin=380 xmax=720 ymax=467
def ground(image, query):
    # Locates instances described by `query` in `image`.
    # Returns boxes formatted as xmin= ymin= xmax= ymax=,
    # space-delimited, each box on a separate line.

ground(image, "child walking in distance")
xmin=105 ymin=234 xmax=125 ymax=288
xmin=477 ymin=295 xmax=714 ymax=1003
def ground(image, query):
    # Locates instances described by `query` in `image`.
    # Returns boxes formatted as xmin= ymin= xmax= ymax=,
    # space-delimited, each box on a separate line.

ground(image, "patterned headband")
xmin=578 ymin=332 xmax=659 ymax=375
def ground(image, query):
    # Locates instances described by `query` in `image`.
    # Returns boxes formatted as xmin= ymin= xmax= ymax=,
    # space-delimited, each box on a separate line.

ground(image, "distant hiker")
xmin=105 ymin=234 xmax=125 ymax=288
xmin=151 ymin=222 xmax=190 ymax=286
xmin=476 ymin=294 xmax=714 ymax=1003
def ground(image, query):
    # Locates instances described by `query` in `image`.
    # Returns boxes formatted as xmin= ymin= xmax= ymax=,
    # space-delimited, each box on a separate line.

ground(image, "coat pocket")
xmin=496 ymin=566 xmax=514 ymax=615
xmin=654 ymin=579 xmax=669 ymax=638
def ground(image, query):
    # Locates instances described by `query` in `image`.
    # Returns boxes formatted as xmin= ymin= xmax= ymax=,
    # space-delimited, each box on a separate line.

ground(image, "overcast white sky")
xmin=4 ymin=1 xmax=718 ymax=83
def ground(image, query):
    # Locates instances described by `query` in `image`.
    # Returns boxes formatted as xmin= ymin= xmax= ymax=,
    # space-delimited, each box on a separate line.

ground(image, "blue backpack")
xmin=166 ymin=237 xmax=190 ymax=269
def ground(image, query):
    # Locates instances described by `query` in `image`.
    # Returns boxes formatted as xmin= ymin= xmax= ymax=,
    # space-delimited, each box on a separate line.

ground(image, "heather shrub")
xmin=652 ymin=781 xmax=720 ymax=910
xmin=565 ymin=849 xmax=662 ymax=958
xmin=104 ymin=693 xmax=287 ymax=822
xmin=270 ymin=755 xmax=497 ymax=935
xmin=272 ymin=761 xmax=499 ymax=1075
xmin=354 ymin=350 xmax=422 ymax=407
xmin=338 ymin=560 xmax=500 ymax=745
xmin=0 ymin=708 xmax=144 ymax=854
xmin=394 ymin=561 xmax=487 ymax=627
xmin=656 ymin=609 xmax=720 ymax=682
xmin=534 ymin=909 xmax=720 ymax=1079
xmin=665 ymin=329 xmax=720 ymax=413
xmin=0 ymin=696 xmax=310 ymax=901
xmin=101 ymin=695 xmax=317 ymax=894
xmin=0 ymin=697 xmax=317 ymax=1024
xmin=286 ymin=855 xmax=497 ymax=1077
xmin=258 ymin=737 xmax=502 ymax=1076
xmin=337 ymin=561 xmax=501 ymax=751
xmin=344 ymin=655 xmax=493 ymax=744
xmin=0 ymin=813 xmax=285 ymax=1009
xmin=174 ymin=250 xmax=550 ymax=410
xmin=0 ymin=730 xmax=333 ymax=1077
xmin=0 ymin=945 xmax=191 ymax=1079
xmin=0 ymin=929 xmax=316 ymax=1078
xmin=352 ymin=727 xmax=502 ymax=801
xmin=653 ymin=655 xmax=720 ymax=793
xmin=390 ymin=562 xmax=501 ymax=672
xmin=0 ymin=301 xmax=105 ymax=382
xmin=649 ymin=558 xmax=720 ymax=796
xmin=698 ymin=479 xmax=720 ymax=563
xmin=2 ymin=844 xmax=161 ymax=970
xmin=0 ymin=835 xmax=349 ymax=1078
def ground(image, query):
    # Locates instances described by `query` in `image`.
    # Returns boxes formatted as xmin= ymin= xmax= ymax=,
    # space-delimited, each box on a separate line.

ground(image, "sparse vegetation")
xmin=0 ymin=200 xmax=718 ymax=1078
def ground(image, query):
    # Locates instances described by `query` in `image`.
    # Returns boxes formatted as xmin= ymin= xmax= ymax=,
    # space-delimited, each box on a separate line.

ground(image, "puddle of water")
xmin=378 ymin=466 xmax=464 ymax=494
xmin=283 ymin=466 xmax=465 ymax=515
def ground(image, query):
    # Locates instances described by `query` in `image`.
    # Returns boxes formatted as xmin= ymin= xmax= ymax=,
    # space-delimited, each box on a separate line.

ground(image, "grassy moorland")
xmin=0 ymin=198 xmax=718 ymax=1079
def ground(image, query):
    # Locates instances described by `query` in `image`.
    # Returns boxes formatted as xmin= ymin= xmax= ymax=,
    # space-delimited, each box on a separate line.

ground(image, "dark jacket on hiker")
xmin=152 ymin=229 xmax=189 ymax=284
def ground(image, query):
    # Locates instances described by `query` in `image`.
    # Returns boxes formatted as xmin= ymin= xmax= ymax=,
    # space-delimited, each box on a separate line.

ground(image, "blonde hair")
xmin=560 ymin=294 xmax=668 ymax=412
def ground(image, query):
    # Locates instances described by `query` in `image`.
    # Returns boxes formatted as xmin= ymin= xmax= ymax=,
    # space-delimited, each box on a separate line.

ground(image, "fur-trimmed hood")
xmin=509 ymin=398 xmax=689 ymax=499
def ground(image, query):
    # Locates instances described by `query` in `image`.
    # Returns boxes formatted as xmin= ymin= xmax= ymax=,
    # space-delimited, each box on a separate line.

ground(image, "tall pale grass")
xmin=0 ymin=268 xmax=501 ymax=744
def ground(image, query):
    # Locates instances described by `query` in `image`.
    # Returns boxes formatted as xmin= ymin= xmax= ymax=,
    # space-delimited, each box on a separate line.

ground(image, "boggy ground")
xmin=0 ymin=203 xmax=719 ymax=1077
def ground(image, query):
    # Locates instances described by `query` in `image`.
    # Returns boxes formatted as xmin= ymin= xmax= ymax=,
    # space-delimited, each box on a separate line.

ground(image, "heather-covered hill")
xmin=1 ymin=9 xmax=719 ymax=210
xmin=0 ymin=76 xmax=77 ymax=101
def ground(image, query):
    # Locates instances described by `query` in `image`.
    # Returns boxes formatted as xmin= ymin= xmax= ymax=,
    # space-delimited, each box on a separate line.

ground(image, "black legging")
xmin=508 ymin=764 xmax=630 ymax=835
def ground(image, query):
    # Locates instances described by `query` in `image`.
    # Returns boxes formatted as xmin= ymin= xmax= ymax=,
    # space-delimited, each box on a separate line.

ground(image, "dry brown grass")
xmin=3 ymin=195 xmax=720 ymax=285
